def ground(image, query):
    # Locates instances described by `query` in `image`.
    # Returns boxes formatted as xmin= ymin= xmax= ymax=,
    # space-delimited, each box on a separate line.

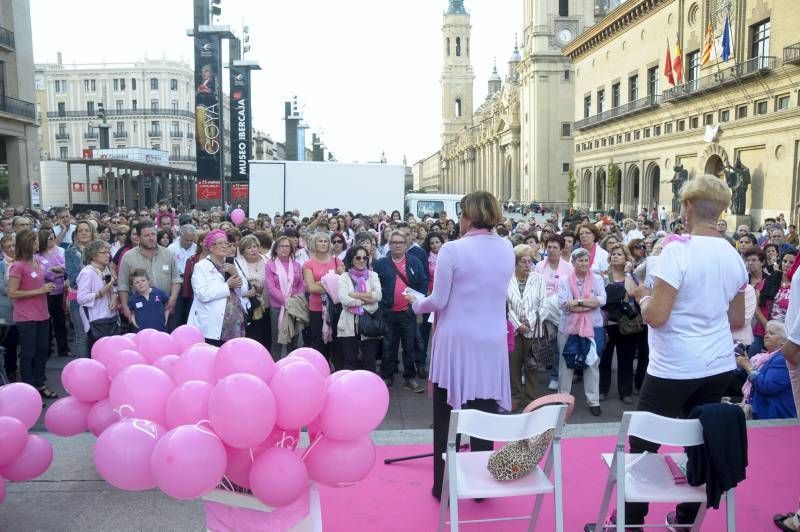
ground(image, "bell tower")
xmin=441 ymin=0 xmax=474 ymax=145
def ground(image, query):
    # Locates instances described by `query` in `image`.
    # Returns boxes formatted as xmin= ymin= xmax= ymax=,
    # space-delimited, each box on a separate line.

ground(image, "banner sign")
xmin=230 ymin=65 xmax=252 ymax=187
xmin=231 ymin=183 xmax=249 ymax=200
xmin=83 ymin=148 xmax=169 ymax=165
xmin=30 ymin=182 xmax=41 ymax=209
xmin=197 ymin=180 xmax=222 ymax=200
xmin=91 ymin=183 xmax=103 ymax=192
xmin=194 ymin=33 xmax=223 ymax=199
xmin=72 ymin=183 xmax=85 ymax=192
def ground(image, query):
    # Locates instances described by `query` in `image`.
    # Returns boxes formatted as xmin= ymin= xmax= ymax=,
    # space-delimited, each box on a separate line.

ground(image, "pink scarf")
xmin=347 ymin=268 xmax=369 ymax=315
xmin=566 ymin=271 xmax=594 ymax=338
xmin=273 ymin=257 xmax=294 ymax=327
xmin=742 ymin=349 xmax=780 ymax=402
xmin=587 ymin=243 xmax=597 ymax=268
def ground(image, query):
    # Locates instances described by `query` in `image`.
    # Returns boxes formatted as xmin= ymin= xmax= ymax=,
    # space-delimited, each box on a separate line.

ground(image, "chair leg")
xmin=529 ymin=494 xmax=544 ymax=532
xmin=437 ymin=468 xmax=449 ymax=532
xmin=690 ymin=503 xmax=708 ymax=532
xmin=615 ymin=454 xmax=626 ymax=532
xmin=595 ymin=463 xmax=616 ymax=531
xmin=448 ymin=459 xmax=459 ymax=532
xmin=553 ymin=443 xmax=564 ymax=532
xmin=725 ymin=488 xmax=736 ymax=532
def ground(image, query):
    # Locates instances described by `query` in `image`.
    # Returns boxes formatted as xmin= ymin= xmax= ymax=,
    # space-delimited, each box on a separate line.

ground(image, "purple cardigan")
xmin=412 ymin=229 xmax=515 ymax=410
xmin=265 ymin=258 xmax=305 ymax=308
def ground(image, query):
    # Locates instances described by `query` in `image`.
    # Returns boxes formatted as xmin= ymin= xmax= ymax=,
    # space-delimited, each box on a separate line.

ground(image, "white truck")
xmin=248 ymin=160 xmax=405 ymax=216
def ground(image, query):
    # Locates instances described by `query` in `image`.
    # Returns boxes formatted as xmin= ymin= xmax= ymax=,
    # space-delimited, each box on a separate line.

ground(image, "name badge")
xmin=135 ymin=302 xmax=144 ymax=309
xmin=162 ymin=265 xmax=170 ymax=271
xmin=30 ymin=272 xmax=38 ymax=279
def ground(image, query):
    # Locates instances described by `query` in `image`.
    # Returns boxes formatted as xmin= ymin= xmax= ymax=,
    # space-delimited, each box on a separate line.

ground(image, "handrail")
xmin=47 ymin=108 xmax=194 ymax=119
xmin=662 ymin=56 xmax=776 ymax=103
xmin=574 ymin=94 xmax=661 ymax=130
xmin=0 ymin=95 xmax=36 ymax=120
xmin=784 ymin=43 xmax=800 ymax=64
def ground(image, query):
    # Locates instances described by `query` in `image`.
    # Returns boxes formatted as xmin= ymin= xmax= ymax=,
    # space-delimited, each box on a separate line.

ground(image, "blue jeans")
xmin=68 ymin=299 xmax=88 ymax=358
xmin=381 ymin=309 xmax=417 ymax=381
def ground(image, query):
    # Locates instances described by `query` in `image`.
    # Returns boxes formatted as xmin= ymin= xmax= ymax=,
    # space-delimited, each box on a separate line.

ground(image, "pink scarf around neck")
xmin=274 ymin=257 xmax=294 ymax=327
xmin=566 ymin=270 xmax=594 ymax=338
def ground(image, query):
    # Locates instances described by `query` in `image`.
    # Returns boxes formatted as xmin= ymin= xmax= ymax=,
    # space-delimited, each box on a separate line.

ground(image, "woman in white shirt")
xmin=576 ymin=222 xmax=609 ymax=277
xmin=336 ymin=245 xmax=382 ymax=373
xmin=619 ymin=175 xmax=747 ymax=530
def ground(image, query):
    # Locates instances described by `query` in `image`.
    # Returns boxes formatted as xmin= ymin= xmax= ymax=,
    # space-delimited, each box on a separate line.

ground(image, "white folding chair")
xmin=437 ymin=403 xmax=568 ymax=532
xmin=593 ymin=411 xmax=736 ymax=532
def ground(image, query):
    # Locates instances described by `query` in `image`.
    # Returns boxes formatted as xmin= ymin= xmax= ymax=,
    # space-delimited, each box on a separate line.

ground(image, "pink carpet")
xmin=317 ymin=425 xmax=800 ymax=531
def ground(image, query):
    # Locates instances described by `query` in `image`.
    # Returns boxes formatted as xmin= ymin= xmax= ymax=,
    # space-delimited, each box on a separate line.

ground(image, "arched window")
xmin=466 ymin=38 xmax=470 ymax=56
xmin=446 ymin=37 xmax=450 ymax=56
xmin=455 ymin=98 xmax=462 ymax=117
xmin=456 ymin=37 xmax=461 ymax=57
xmin=559 ymin=0 xmax=569 ymax=16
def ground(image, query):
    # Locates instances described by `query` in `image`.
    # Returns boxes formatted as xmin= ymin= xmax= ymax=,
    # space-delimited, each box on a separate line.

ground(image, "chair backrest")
xmin=523 ymin=393 xmax=576 ymax=420
xmin=620 ymin=411 xmax=704 ymax=447
xmin=450 ymin=404 xmax=567 ymax=443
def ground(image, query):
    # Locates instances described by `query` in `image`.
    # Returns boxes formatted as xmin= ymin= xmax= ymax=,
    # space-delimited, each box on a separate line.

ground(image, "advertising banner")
xmin=194 ymin=33 xmax=224 ymax=199
xmin=229 ymin=65 xmax=251 ymax=188
xmin=197 ymin=180 xmax=222 ymax=200
xmin=231 ymin=183 xmax=249 ymax=200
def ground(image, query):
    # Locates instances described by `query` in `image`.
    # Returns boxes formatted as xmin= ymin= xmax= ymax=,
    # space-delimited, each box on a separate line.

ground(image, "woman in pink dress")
xmin=408 ymin=191 xmax=514 ymax=499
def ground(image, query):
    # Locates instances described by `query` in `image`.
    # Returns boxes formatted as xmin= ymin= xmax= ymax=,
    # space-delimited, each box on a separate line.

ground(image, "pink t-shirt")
xmin=8 ymin=259 xmax=50 ymax=322
xmin=391 ymin=257 xmax=409 ymax=312
xmin=303 ymin=256 xmax=340 ymax=312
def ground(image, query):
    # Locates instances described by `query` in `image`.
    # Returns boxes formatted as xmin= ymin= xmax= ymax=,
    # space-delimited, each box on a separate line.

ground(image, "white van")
xmin=404 ymin=193 xmax=463 ymax=220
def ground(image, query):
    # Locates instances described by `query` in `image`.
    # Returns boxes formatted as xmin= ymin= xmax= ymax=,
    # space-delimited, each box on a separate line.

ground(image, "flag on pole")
xmin=701 ymin=23 xmax=714 ymax=65
xmin=664 ymin=38 xmax=675 ymax=86
xmin=672 ymin=35 xmax=684 ymax=84
xmin=721 ymin=13 xmax=732 ymax=61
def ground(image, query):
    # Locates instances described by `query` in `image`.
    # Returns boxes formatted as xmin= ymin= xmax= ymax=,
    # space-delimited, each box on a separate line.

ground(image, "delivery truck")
xmin=248 ymin=160 xmax=405 ymax=216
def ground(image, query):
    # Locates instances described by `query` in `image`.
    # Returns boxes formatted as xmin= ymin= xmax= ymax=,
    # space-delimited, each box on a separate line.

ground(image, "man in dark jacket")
xmin=374 ymin=229 xmax=428 ymax=392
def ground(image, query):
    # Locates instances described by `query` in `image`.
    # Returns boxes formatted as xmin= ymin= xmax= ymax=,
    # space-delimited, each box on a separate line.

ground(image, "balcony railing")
xmin=0 ymin=26 xmax=14 ymax=50
xmin=170 ymin=130 xmax=184 ymax=138
xmin=662 ymin=56 xmax=777 ymax=103
xmin=46 ymin=108 xmax=195 ymax=119
xmin=0 ymin=95 xmax=36 ymax=121
xmin=55 ymin=133 xmax=70 ymax=140
xmin=187 ymin=132 xmax=194 ymax=139
xmin=113 ymin=131 xmax=128 ymax=139
xmin=148 ymin=129 xmax=162 ymax=137
xmin=784 ymin=43 xmax=800 ymax=65
xmin=83 ymin=132 xmax=98 ymax=139
xmin=573 ymin=94 xmax=661 ymax=131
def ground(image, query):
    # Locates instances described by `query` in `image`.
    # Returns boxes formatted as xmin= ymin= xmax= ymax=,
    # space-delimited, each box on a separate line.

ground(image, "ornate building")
xmin=566 ymin=0 xmax=800 ymax=225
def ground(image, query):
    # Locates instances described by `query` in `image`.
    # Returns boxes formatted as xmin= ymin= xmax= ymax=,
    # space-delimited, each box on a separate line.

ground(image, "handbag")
xmin=357 ymin=308 xmax=386 ymax=338
xmin=526 ymin=311 xmax=553 ymax=370
xmin=487 ymin=428 xmax=554 ymax=481
xmin=87 ymin=315 xmax=121 ymax=339
xmin=618 ymin=301 xmax=644 ymax=335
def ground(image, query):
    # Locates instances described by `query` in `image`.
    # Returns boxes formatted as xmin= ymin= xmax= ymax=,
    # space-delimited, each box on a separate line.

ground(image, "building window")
xmin=455 ymin=36 xmax=461 ymax=57
xmin=150 ymin=120 xmax=161 ymax=135
xmin=170 ymin=79 xmax=178 ymax=91
xmin=594 ymin=140 xmax=599 ymax=148
xmin=704 ymin=112 xmax=714 ymax=125
xmin=446 ymin=37 xmax=450 ymax=56
xmin=644 ymin=128 xmax=651 ymax=138
xmin=172 ymin=145 xmax=180 ymax=158
xmin=736 ymin=104 xmax=748 ymax=119
xmin=113 ymin=78 xmax=126 ymax=91
xmin=609 ymin=136 xmax=615 ymax=146
xmin=55 ymin=80 xmax=67 ymax=93
xmin=132 ymin=99 xmax=138 ymax=110
xmin=677 ymin=119 xmax=686 ymax=131
xmin=601 ymin=138 xmax=607 ymax=147
xmin=665 ymin=122 xmax=673 ymax=134
xmin=647 ymin=66 xmax=659 ymax=98
xmin=616 ymin=134 xmax=622 ymax=144
xmin=751 ymin=19 xmax=771 ymax=59
xmin=689 ymin=116 xmax=699 ymax=128
xmin=59 ymin=147 xmax=68 ymax=159
xmin=625 ymin=132 xmax=631 ymax=142
xmin=776 ymin=94 xmax=790 ymax=111
xmin=754 ymin=99 xmax=768 ymax=115
xmin=58 ymin=123 xmax=66 ymax=135
xmin=561 ymin=123 xmax=572 ymax=137
xmin=171 ymin=121 xmax=180 ymax=135
xmin=152 ymin=144 xmax=160 ymax=151
xmin=455 ymin=98 xmax=462 ymax=117
xmin=150 ymin=78 xmax=159 ymax=90
xmin=86 ymin=101 xmax=94 ymax=115
xmin=654 ymin=125 xmax=661 ymax=136
xmin=116 ymin=122 xmax=124 ymax=134
xmin=576 ymin=144 xmax=580 ymax=153
xmin=628 ymin=74 xmax=639 ymax=101
xmin=151 ymin=99 xmax=159 ymax=111
xmin=611 ymin=82 xmax=620 ymax=108
xmin=634 ymin=130 xmax=641 ymax=140
xmin=84 ymin=79 xmax=96 ymax=92
xmin=57 ymin=102 xmax=66 ymax=116
xmin=133 ymin=122 xmax=137 ymax=132
xmin=116 ymin=100 xmax=124 ymax=112
xmin=559 ymin=0 xmax=569 ymax=16
xmin=131 ymin=78 xmax=137 ymax=90
xmin=719 ymin=109 xmax=730 ymax=122
xmin=562 ymin=162 xmax=571 ymax=173
xmin=564 ymin=70 xmax=571 ymax=81
xmin=686 ymin=50 xmax=700 ymax=83
xmin=583 ymin=95 xmax=591 ymax=118
xmin=171 ymin=100 xmax=179 ymax=111
xmin=597 ymin=89 xmax=605 ymax=113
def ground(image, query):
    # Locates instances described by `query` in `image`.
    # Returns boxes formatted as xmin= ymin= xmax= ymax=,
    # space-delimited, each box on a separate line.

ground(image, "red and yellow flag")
xmin=672 ymin=35 xmax=684 ymax=84
xmin=701 ymin=23 xmax=714 ymax=65
xmin=664 ymin=38 xmax=675 ymax=86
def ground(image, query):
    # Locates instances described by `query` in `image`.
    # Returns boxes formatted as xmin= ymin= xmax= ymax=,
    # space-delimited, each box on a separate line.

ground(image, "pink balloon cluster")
xmin=46 ymin=327 xmax=389 ymax=507
xmin=0 ymin=383 xmax=55 ymax=505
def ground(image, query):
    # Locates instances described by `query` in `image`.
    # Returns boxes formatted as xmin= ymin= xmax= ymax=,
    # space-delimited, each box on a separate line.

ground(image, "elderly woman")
xmin=336 ymin=245 xmax=382 ymax=372
xmin=265 ymin=236 xmax=306 ymax=359
xmin=557 ymin=247 xmax=607 ymax=416
xmin=619 ymin=175 xmax=748 ymax=530
xmin=507 ymin=244 xmax=548 ymax=411
xmin=66 ymin=220 xmax=96 ymax=357
xmin=188 ymin=230 xmax=250 ymax=346
xmin=1 ymin=235 xmax=19 ymax=381
xmin=577 ymin=222 xmax=609 ymax=277
xmin=752 ymin=250 xmax=798 ymax=356
xmin=236 ymin=234 xmax=269 ymax=346
xmin=738 ymin=321 xmax=797 ymax=420
xmin=76 ymin=240 xmax=119 ymax=351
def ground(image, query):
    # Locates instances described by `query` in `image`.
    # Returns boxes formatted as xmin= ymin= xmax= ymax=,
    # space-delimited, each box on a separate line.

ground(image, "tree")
xmin=607 ymin=161 xmax=619 ymax=189
xmin=567 ymin=169 xmax=576 ymax=207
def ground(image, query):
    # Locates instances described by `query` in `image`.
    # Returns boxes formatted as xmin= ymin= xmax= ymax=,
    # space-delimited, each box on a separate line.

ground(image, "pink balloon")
xmin=171 ymin=325 xmax=205 ymax=352
xmin=105 ymin=350 xmax=147 ymax=379
xmin=138 ymin=330 xmax=181 ymax=364
xmin=92 ymin=335 xmax=137 ymax=367
xmin=209 ymin=374 xmax=276 ymax=449
xmin=165 ymin=381 xmax=213 ymax=429
xmin=135 ymin=328 xmax=159 ymax=350
xmin=230 ymin=208 xmax=246 ymax=226
xmin=0 ymin=416 xmax=28 ymax=467
xmin=264 ymin=426 xmax=301 ymax=450
xmin=270 ymin=360 xmax=326 ymax=430
xmin=174 ymin=344 xmax=217 ymax=384
xmin=288 ymin=348 xmax=331 ymax=378
xmin=224 ymin=441 xmax=270 ymax=489
xmin=0 ymin=435 xmax=54 ymax=482
xmin=109 ymin=365 xmax=174 ymax=426
xmin=150 ymin=425 xmax=227 ymax=500
xmin=44 ymin=396 xmax=93 ymax=437
xmin=153 ymin=355 xmax=180 ymax=382
xmin=123 ymin=333 xmax=137 ymax=341
xmin=0 ymin=383 xmax=43 ymax=429
xmin=214 ymin=338 xmax=275 ymax=384
xmin=250 ymin=447 xmax=308 ymax=507
xmin=326 ymin=370 xmax=351 ymax=389
xmin=319 ymin=370 xmax=389 ymax=440
xmin=93 ymin=419 xmax=165 ymax=490
xmin=61 ymin=358 xmax=109 ymax=403
xmin=305 ymin=435 xmax=376 ymax=487
xmin=87 ymin=399 xmax=119 ymax=437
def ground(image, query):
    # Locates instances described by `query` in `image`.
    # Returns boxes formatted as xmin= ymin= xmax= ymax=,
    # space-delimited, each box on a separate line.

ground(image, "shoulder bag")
xmin=618 ymin=273 xmax=644 ymax=336
xmin=526 ymin=311 xmax=553 ymax=370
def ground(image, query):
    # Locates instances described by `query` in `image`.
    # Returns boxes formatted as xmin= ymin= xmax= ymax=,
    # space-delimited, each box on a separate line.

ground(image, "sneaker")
xmin=547 ymin=379 xmax=558 ymax=391
xmin=403 ymin=378 xmax=424 ymax=393
xmin=589 ymin=405 xmax=602 ymax=417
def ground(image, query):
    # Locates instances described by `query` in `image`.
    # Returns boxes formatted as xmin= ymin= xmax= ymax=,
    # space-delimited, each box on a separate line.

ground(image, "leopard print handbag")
xmin=486 ymin=428 xmax=555 ymax=481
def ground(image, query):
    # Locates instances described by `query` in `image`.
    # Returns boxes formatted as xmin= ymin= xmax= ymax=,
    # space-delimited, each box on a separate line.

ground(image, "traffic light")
xmin=211 ymin=0 xmax=221 ymax=17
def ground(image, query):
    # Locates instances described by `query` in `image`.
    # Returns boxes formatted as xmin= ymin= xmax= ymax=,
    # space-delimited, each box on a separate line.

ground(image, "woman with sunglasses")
xmin=331 ymin=232 xmax=348 ymax=261
xmin=627 ymin=238 xmax=647 ymax=269
xmin=303 ymin=232 xmax=345 ymax=361
xmin=337 ymin=245 xmax=382 ymax=373
xmin=36 ymin=229 xmax=69 ymax=358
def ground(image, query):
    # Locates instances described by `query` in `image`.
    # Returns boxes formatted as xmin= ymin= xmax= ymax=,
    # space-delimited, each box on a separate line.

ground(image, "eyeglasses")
xmin=390 ymin=240 xmax=406 ymax=245
xmin=277 ymin=244 xmax=291 ymax=249
xmin=212 ymin=240 xmax=229 ymax=247
xmin=353 ymin=255 xmax=368 ymax=261
xmin=633 ymin=244 xmax=644 ymax=249
xmin=332 ymin=240 xmax=344 ymax=244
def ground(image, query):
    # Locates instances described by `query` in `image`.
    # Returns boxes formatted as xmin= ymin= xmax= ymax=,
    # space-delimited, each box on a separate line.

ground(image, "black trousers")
xmin=599 ymin=324 xmax=638 ymax=398
xmin=338 ymin=335 xmax=380 ymax=373
xmin=432 ymin=384 xmax=497 ymax=497
xmin=17 ymin=320 xmax=51 ymax=388
xmin=625 ymin=370 xmax=733 ymax=526
xmin=381 ymin=309 xmax=417 ymax=381
xmin=2 ymin=325 xmax=19 ymax=376
xmin=47 ymin=294 xmax=69 ymax=356
xmin=245 ymin=313 xmax=271 ymax=348
xmin=634 ymin=326 xmax=649 ymax=391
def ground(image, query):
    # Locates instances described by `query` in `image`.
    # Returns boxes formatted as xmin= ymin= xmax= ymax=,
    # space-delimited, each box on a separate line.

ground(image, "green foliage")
xmin=607 ymin=161 xmax=619 ymax=189
xmin=567 ymin=169 xmax=576 ymax=207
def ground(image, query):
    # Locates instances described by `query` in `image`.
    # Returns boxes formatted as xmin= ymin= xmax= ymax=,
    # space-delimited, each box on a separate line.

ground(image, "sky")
xmin=30 ymin=0 xmax=521 ymax=166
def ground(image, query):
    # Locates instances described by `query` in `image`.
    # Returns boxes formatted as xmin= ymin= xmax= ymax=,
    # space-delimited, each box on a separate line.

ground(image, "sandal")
xmin=38 ymin=386 xmax=59 ymax=399
xmin=775 ymin=513 xmax=799 ymax=532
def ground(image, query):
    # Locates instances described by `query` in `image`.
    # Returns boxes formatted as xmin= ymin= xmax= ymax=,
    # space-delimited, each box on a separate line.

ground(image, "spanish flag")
xmin=664 ymin=39 xmax=675 ymax=86
xmin=701 ymin=23 xmax=714 ymax=65
xmin=672 ymin=35 xmax=684 ymax=84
